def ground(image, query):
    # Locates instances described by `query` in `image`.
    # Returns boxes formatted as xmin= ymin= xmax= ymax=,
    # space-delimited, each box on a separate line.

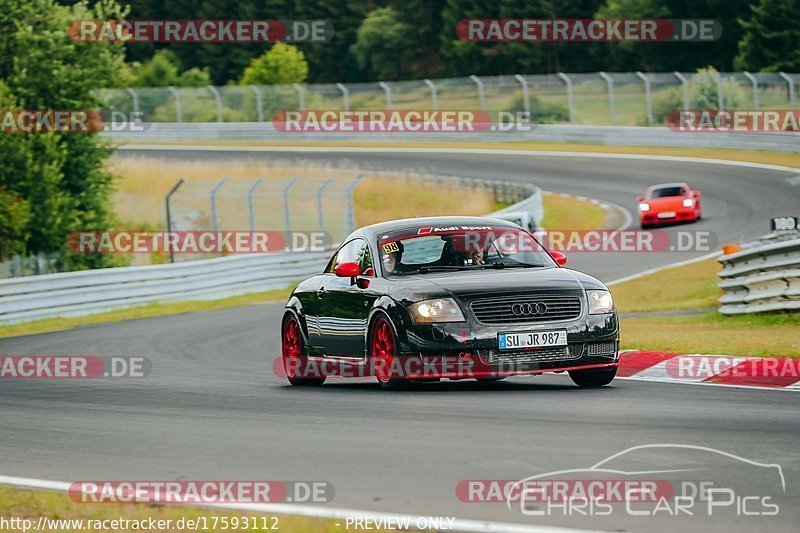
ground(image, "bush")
xmin=240 ymin=43 xmax=309 ymax=86
xmin=649 ymin=67 xmax=745 ymax=125
xmin=506 ymin=92 xmax=570 ymax=124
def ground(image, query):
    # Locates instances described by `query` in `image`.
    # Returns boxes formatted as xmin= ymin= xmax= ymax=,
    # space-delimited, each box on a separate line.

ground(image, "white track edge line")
xmin=617 ymin=375 xmax=800 ymax=392
xmin=0 ymin=475 xmax=599 ymax=533
xmin=606 ymin=251 xmax=723 ymax=286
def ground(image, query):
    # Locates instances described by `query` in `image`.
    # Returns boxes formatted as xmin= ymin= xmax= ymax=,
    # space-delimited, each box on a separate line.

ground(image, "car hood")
xmin=389 ymin=267 xmax=607 ymax=303
xmin=645 ymin=196 xmax=686 ymax=210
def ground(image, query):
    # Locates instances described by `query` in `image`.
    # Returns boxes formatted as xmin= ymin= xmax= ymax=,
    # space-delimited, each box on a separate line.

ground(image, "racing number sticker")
xmin=382 ymin=242 xmax=400 ymax=254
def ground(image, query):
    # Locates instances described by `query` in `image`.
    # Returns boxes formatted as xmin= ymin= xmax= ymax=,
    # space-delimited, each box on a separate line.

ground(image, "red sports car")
xmin=638 ymin=182 xmax=702 ymax=228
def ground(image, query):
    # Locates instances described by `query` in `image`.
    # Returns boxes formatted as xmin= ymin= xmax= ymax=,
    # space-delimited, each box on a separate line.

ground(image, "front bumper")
xmin=394 ymin=312 xmax=619 ymax=378
xmin=640 ymin=208 xmax=696 ymax=225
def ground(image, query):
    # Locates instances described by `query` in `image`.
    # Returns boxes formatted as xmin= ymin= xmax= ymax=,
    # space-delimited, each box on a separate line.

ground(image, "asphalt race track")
xmin=1 ymin=149 xmax=799 ymax=532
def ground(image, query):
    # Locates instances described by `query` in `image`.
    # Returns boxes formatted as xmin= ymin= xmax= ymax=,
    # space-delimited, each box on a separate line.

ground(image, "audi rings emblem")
xmin=511 ymin=302 xmax=548 ymax=316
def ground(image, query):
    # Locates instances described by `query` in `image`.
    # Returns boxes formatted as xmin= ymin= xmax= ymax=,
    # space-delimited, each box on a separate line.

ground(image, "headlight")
xmin=408 ymin=298 xmax=465 ymax=323
xmin=682 ymin=198 xmax=694 ymax=207
xmin=639 ymin=203 xmax=650 ymax=212
xmin=587 ymin=290 xmax=615 ymax=314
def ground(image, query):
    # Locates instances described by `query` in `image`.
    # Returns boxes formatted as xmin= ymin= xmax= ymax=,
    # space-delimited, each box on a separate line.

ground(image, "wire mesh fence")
xmin=98 ymin=71 xmax=800 ymax=127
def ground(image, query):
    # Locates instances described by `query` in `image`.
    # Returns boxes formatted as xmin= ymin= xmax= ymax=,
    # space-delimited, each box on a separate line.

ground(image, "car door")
xmin=317 ymin=238 xmax=379 ymax=357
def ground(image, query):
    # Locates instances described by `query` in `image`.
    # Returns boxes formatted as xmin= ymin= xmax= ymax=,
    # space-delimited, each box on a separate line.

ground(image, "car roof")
xmin=348 ymin=216 xmax=520 ymax=241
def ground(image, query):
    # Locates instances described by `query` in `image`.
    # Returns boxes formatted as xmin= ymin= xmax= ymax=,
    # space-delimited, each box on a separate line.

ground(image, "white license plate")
xmin=657 ymin=211 xmax=676 ymax=219
xmin=498 ymin=330 xmax=567 ymax=350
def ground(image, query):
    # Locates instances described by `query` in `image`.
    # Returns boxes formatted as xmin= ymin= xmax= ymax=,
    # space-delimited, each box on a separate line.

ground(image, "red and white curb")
xmin=617 ymin=350 xmax=800 ymax=391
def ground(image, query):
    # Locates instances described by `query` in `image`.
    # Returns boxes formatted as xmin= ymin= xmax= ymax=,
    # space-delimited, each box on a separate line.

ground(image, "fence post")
xmin=283 ymin=177 xmax=300 ymax=238
xmin=210 ymin=177 xmax=229 ymax=234
xmin=336 ymin=83 xmax=350 ymax=111
xmin=342 ymin=175 xmax=364 ymax=239
xmin=248 ymin=86 xmax=264 ymax=122
xmin=165 ymin=178 xmax=185 ymax=263
xmin=317 ymin=178 xmax=333 ymax=231
xmin=167 ymin=86 xmax=182 ymax=123
xmin=293 ymin=84 xmax=306 ymax=111
xmin=779 ymin=72 xmax=795 ymax=111
xmin=636 ymin=71 xmax=653 ymax=126
xmin=208 ymin=86 xmax=223 ymax=122
xmin=743 ymin=72 xmax=759 ymax=110
xmin=711 ymin=71 xmax=724 ymax=110
xmin=424 ymin=79 xmax=438 ymax=111
xmin=599 ymin=72 xmax=616 ymax=125
xmin=247 ymin=178 xmax=265 ymax=233
xmin=674 ymin=71 xmax=690 ymax=112
xmin=378 ymin=81 xmax=392 ymax=110
xmin=557 ymin=73 xmax=575 ymax=124
xmin=125 ymin=88 xmax=140 ymax=115
xmin=470 ymin=75 xmax=485 ymax=110
xmin=514 ymin=74 xmax=530 ymax=116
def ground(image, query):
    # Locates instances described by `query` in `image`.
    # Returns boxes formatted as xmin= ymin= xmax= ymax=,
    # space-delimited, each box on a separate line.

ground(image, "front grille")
xmin=479 ymin=345 xmax=582 ymax=366
xmin=586 ymin=341 xmax=617 ymax=356
xmin=470 ymin=295 xmax=582 ymax=324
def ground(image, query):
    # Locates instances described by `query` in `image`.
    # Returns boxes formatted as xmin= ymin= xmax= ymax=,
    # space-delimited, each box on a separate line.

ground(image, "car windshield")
xmin=377 ymin=225 xmax=556 ymax=277
xmin=648 ymin=186 xmax=685 ymax=199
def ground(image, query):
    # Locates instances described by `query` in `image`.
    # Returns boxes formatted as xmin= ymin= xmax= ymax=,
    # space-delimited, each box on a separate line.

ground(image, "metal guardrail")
xmin=0 ymin=178 xmax=542 ymax=325
xmin=107 ymin=123 xmax=800 ymax=152
xmin=718 ymin=233 xmax=800 ymax=314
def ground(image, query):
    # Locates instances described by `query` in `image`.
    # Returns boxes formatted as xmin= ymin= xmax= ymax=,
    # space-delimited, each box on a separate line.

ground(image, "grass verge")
xmin=0 ymin=485 xmax=376 ymax=533
xmin=0 ymin=287 xmax=294 ymax=339
xmin=540 ymin=193 xmax=606 ymax=230
xmin=613 ymin=258 xmax=800 ymax=357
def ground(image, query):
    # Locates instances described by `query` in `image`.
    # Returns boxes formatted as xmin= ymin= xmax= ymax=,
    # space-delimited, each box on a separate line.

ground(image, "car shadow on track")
xmin=276 ymin=378 xmax=615 ymax=393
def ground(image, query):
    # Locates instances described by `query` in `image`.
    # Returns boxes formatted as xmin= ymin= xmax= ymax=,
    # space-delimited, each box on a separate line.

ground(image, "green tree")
xmin=0 ymin=0 xmax=126 ymax=268
xmin=735 ymin=0 xmax=800 ymax=71
xmin=350 ymin=7 xmax=412 ymax=81
xmin=127 ymin=50 xmax=212 ymax=87
xmin=240 ymin=42 xmax=309 ymax=85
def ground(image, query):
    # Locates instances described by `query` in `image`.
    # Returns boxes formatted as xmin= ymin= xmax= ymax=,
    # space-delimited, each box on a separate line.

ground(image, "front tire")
xmin=371 ymin=317 xmax=407 ymax=390
xmin=569 ymin=366 xmax=617 ymax=388
xmin=282 ymin=315 xmax=325 ymax=386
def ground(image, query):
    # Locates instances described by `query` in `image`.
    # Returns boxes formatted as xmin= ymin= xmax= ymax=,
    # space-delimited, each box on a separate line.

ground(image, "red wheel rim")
xmin=373 ymin=318 xmax=396 ymax=383
xmin=282 ymin=316 xmax=302 ymax=379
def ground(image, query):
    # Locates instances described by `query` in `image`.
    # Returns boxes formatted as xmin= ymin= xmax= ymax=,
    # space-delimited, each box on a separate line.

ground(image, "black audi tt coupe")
xmin=281 ymin=216 xmax=619 ymax=389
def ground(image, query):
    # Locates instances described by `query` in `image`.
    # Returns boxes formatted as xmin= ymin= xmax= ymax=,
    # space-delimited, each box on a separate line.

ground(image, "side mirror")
xmin=636 ymin=195 xmax=644 ymax=202
xmin=693 ymin=190 xmax=700 ymax=198
xmin=550 ymin=251 xmax=567 ymax=266
xmin=334 ymin=262 xmax=361 ymax=278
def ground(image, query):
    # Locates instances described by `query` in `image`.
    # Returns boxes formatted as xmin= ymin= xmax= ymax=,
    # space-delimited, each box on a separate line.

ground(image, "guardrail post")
xmin=248 ymin=85 xmax=264 ymax=122
xmin=779 ymin=72 xmax=795 ymax=111
xmin=514 ymin=74 xmax=530 ymax=116
xmin=165 ymin=178 xmax=186 ymax=263
xmin=210 ymin=177 xmax=229 ymax=234
xmin=247 ymin=178 xmax=265 ymax=233
xmin=317 ymin=178 xmax=333 ymax=231
xmin=208 ymin=86 xmax=223 ymax=122
xmin=599 ymin=72 xmax=616 ymax=125
xmin=424 ymin=79 xmax=438 ymax=111
xmin=557 ymin=73 xmax=575 ymax=124
xmin=167 ymin=86 xmax=182 ymax=123
xmin=674 ymin=71 xmax=690 ymax=112
xmin=743 ymin=72 xmax=759 ymax=110
xmin=378 ymin=81 xmax=392 ymax=110
xmin=283 ymin=177 xmax=300 ymax=238
xmin=125 ymin=88 xmax=140 ymax=115
xmin=336 ymin=83 xmax=350 ymax=111
xmin=342 ymin=175 xmax=364 ymax=239
xmin=636 ymin=71 xmax=653 ymax=126
xmin=293 ymin=84 xmax=306 ymax=111
xmin=470 ymin=75 xmax=485 ymax=111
